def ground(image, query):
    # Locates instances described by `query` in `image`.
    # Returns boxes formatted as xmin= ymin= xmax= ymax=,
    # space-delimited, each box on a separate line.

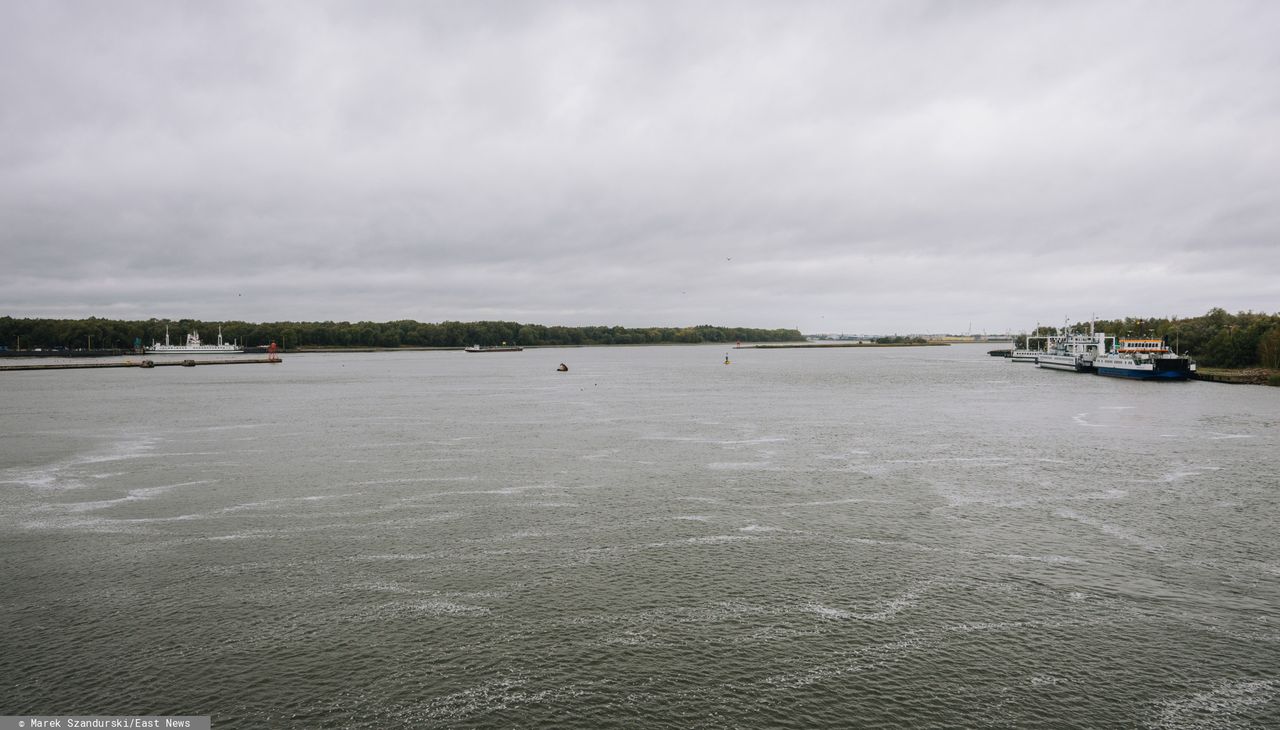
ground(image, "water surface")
xmin=2 ymin=345 xmax=1277 ymax=727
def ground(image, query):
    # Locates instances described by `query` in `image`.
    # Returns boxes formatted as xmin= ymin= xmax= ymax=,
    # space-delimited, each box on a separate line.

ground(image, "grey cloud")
xmin=2 ymin=1 xmax=1278 ymax=333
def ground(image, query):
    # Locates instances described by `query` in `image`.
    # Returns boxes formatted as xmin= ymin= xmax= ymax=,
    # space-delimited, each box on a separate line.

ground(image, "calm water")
xmin=1 ymin=345 xmax=1277 ymax=728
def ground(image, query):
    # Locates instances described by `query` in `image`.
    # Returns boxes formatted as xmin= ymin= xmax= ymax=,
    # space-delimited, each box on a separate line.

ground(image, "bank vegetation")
xmin=1015 ymin=308 xmax=1280 ymax=370
xmin=0 ymin=317 xmax=804 ymax=351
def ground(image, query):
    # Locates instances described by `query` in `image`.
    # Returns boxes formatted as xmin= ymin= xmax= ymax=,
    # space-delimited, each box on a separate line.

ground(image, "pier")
xmin=0 ymin=357 xmax=281 ymax=372
xmin=733 ymin=342 xmax=950 ymax=349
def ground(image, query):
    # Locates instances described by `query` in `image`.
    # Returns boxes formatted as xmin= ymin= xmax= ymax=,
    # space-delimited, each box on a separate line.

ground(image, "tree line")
xmin=0 ymin=317 xmax=805 ymax=351
xmin=1015 ymin=308 xmax=1280 ymax=369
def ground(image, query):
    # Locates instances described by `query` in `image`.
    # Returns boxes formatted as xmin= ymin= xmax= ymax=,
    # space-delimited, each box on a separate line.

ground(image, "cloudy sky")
xmin=2 ymin=1 xmax=1277 ymax=334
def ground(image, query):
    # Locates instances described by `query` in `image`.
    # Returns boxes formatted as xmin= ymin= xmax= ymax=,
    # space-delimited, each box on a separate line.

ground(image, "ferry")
xmin=1036 ymin=330 xmax=1109 ymax=373
xmin=146 ymin=326 xmax=244 ymax=354
xmin=1093 ymin=338 xmax=1195 ymax=380
xmin=464 ymin=344 xmax=524 ymax=353
xmin=1009 ymin=334 xmax=1044 ymax=362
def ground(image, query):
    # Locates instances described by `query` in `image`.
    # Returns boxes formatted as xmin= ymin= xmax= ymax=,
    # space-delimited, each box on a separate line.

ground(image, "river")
xmin=1 ymin=344 xmax=1277 ymax=727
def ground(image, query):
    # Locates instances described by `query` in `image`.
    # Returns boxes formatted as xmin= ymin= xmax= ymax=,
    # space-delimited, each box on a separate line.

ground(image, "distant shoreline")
xmin=734 ymin=342 xmax=950 ymax=349
xmin=1 ymin=341 xmax=959 ymax=358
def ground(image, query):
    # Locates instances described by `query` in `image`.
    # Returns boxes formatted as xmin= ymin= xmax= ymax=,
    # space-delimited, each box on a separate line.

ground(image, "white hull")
xmin=1033 ymin=329 xmax=1106 ymax=373
xmin=146 ymin=345 xmax=244 ymax=354
xmin=1036 ymin=355 xmax=1086 ymax=372
xmin=1093 ymin=342 xmax=1195 ymax=381
xmin=146 ymin=326 xmax=243 ymax=354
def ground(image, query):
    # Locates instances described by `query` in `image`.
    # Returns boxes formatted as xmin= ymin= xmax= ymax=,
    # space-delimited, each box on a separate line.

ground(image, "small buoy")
xmin=557 ymin=363 xmax=568 ymax=372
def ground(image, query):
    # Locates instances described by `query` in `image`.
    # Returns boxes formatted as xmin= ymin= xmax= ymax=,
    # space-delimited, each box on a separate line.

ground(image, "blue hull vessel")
xmin=1092 ymin=338 xmax=1194 ymax=381
xmin=1095 ymin=366 xmax=1189 ymax=381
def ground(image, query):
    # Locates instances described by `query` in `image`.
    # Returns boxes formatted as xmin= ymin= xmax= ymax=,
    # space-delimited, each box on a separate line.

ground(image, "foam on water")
xmin=1160 ymin=470 xmax=1207 ymax=483
xmin=400 ymin=600 xmax=492 ymax=616
xmin=706 ymin=461 xmax=774 ymax=470
xmin=749 ymin=497 xmax=879 ymax=509
xmin=1073 ymin=412 xmax=1107 ymax=427
xmin=218 ymin=493 xmax=364 ymax=513
xmin=353 ymin=476 xmax=480 ymax=486
xmin=764 ymin=637 xmax=929 ymax=689
xmin=5 ymin=345 xmax=1278 ymax=727
xmin=20 ymin=513 xmax=200 ymax=532
xmin=1055 ymin=507 xmax=1164 ymax=551
xmin=351 ymin=553 xmax=437 ymax=562
xmin=580 ymin=449 xmax=620 ymax=460
xmin=410 ymin=675 xmax=586 ymax=724
xmin=51 ymin=479 xmax=215 ymax=512
xmin=1066 ymin=489 xmax=1128 ymax=501
xmin=984 ymin=553 xmax=1085 ymax=564
xmin=803 ymin=604 xmax=852 ymax=619
xmin=641 ymin=435 xmax=787 ymax=445
xmin=885 ymin=456 xmax=1011 ymax=464
xmin=1147 ymin=679 xmax=1276 ymax=729
xmin=1 ymin=435 xmax=162 ymax=491
xmin=645 ymin=534 xmax=755 ymax=548
xmin=739 ymin=524 xmax=784 ymax=532
xmin=78 ymin=436 xmax=163 ymax=464
xmin=799 ymin=583 xmax=925 ymax=623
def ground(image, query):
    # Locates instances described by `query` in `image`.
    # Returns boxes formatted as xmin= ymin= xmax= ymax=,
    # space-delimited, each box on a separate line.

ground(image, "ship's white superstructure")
xmin=1036 ymin=327 xmax=1109 ymax=372
xmin=146 ymin=326 xmax=244 ymax=354
xmin=1093 ymin=338 xmax=1195 ymax=380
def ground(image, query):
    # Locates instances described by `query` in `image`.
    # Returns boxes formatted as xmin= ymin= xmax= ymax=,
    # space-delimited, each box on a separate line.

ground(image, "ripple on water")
xmin=50 ymin=480 xmax=214 ymax=513
xmin=1147 ymin=679 xmax=1277 ymax=729
xmin=4 ymin=346 xmax=1278 ymax=728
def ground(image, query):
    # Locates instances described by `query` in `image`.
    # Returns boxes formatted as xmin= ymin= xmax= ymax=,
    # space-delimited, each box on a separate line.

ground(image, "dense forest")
xmin=1015 ymin=308 xmax=1280 ymax=369
xmin=5 ymin=309 xmax=1276 ymax=368
xmin=0 ymin=317 xmax=805 ymax=351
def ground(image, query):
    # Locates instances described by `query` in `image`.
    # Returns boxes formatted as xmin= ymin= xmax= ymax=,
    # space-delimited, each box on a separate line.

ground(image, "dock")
xmin=733 ymin=342 xmax=950 ymax=349
xmin=1 ymin=357 xmax=281 ymax=372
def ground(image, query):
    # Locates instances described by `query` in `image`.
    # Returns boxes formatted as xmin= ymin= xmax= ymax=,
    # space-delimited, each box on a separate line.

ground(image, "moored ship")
xmin=146 ymin=326 xmax=244 ymax=354
xmin=1093 ymin=338 xmax=1195 ymax=380
xmin=1009 ymin=332 xmax=1044 ymax=362
xmin=464 ymin=344 xmax=524 ymax=352
xmin=1036 ymin=329 xmax=1108 ymax=373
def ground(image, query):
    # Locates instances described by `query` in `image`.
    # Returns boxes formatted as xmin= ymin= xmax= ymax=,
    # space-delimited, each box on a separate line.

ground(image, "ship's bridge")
xmin=1117 ymin=339 xmax=1167 ymax=353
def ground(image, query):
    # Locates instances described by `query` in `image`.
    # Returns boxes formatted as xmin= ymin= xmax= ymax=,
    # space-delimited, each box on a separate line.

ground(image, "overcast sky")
xmin=2 ymin=1 xmax=1277 ymax=334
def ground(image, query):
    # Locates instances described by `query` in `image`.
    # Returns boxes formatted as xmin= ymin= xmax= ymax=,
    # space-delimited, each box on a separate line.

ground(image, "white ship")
xmin=1009 ymin=333 xmax=1045 ymax=363
xmin=1093 ymin=338 xmax=1196 ymax=380
xmin=146 ymin=326 xmax=244 ymax=354
xmin=1036 ymin=328 xmax=1109 ymax=372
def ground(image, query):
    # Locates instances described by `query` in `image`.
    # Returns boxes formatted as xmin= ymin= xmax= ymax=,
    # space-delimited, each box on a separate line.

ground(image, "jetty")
xmin=734 ymin=342 xmax=950 ymax=349
xmin=1 ymin=357 xmax=281 ymax=372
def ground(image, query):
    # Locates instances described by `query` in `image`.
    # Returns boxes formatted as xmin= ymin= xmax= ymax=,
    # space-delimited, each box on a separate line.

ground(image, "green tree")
xmin=1257 ymin=326 xmax=1280 ymax=369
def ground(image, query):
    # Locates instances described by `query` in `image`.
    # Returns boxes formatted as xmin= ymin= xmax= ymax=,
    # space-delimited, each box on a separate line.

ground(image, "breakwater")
xmin=734 ymin=342 xmax=949 ymax=349
xmin=0 ymin=357 xmax=281 ymax=372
